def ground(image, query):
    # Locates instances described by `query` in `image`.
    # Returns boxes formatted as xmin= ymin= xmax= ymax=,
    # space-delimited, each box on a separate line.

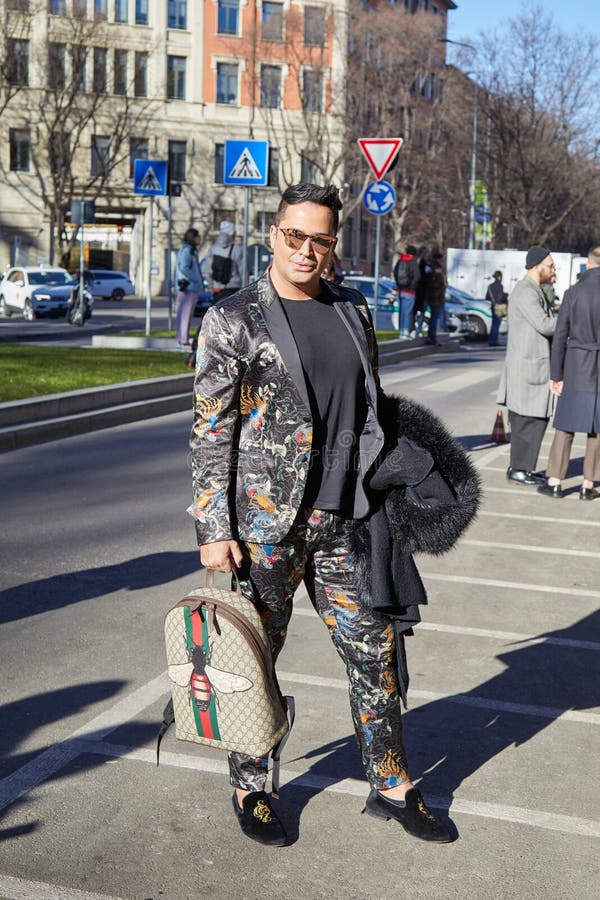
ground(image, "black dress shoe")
xmin=537 ymin=481 xmax=563 ymax=498
xmin=232 ymin=791 xmax=288 ymax=846
xmin=362 ymin=788 xmax=453 ymax=843
xmin=579 ymin=486 xmax=600 ymax=501
xmin=506 ymin=467 xmax=544 ymax=486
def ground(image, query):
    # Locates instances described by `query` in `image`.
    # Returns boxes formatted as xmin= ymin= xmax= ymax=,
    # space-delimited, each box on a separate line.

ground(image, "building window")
xmin=50 ymin=131 xmax=70 ymax=175
xmin=129 ymin=137 xmax=148 ymax=177
xmin=115 ymin=0 xmax=128 ymax=21
xmin=304 ymin=6 xmax=325 ymax=47
xmin=7 ymin=40 xmax=29 ymax=86
xmin=48 ymin=0 xmax=65 ymax=12
xmin=91 ymin=135 xmax=111 ymax=176
xmin=135 ymin=0 xmax=148 ymax=25
xmin=168 ymin=140 xmax=187 ymax=182
xmin=73 ymin=0 xmax=87 ymax=17
xmin=48 ymin=43 xmax=66 ymax=90
xmin=217 ymin=0 xmax=239 ymax=35
xmin=8 ymin=0 xmax=29 ymax=9
xmin=93 ymin=48 xmax=107 ymax=93
xmin=114 ymin=49 xmax=128 ymax=95
xmin=214 ymin=143 xmax=224 ymax=183
xmin=302 ymin=69 xmax=322 ymax=112
xmin=300 ymin=154 xmax=319 ymax=183
xmin=94 ymin=0 xmax=107 ymax=20
xmin=9 ymin=129 xmax=31 ymax=172
xmin=72 ymin=46 xmax=86 ymax=91
xmin=134 ymin=52 xmax=148 ymax=96
xmin=167 ymin=56 xmax=186 ymax=100
xmin=260 ymin=65 xmax=281 ymax=109
xmin=262 ymin=2 xmax=283 ymax=41
xmin=268 ymin=147 xmax=279 ymax=187
xmin=168 ymin=0 xmax=187 ymax=29
xmin=216 ymin=62 xmax=238 ymax=105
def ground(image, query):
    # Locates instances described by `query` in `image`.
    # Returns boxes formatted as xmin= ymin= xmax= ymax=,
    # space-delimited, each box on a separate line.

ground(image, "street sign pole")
xmin=166 ymin=192 xmax=173 ymax=331
xmin=242 ymin=187 xmax=249 ymax=287
xmin=145 ymin=196 xmax=153 ymax=337
xmin=373 ymin=217 xmax=381 ymax=333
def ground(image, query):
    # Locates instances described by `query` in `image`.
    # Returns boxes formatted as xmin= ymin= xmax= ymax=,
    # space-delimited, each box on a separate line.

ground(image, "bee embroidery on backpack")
xmin=168 ymin=639 xmax=253 ymax=711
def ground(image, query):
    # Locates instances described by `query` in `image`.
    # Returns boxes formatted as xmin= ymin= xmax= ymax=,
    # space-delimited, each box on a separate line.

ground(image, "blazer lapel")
xmin=257 ymin=273 xmax=312 ymax=413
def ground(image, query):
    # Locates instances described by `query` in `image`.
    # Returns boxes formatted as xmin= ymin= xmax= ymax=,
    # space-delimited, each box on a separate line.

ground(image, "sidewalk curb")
xmin=0 ymin=337 xmax=462 ymax=453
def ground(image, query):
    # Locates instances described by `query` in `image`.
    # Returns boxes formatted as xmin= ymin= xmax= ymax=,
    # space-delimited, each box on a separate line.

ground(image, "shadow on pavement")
xmin=0 ymin=550 xmax=199 ymax=625
xmin=281 ymin=609 xmax=599 ymax=838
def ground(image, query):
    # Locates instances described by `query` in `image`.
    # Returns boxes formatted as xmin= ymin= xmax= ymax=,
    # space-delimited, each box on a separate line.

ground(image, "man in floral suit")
xmin=189 ymin=183 xmax=452 ymax=846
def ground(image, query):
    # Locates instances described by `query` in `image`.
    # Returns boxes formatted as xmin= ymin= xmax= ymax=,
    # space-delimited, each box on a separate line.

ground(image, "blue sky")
xmin=448 ymin=0 xmax=598 ymax=42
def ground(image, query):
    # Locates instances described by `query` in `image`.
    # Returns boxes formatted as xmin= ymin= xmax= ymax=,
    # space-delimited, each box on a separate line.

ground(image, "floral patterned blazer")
xmin=189 ymin=270 xmax=385 ymax=546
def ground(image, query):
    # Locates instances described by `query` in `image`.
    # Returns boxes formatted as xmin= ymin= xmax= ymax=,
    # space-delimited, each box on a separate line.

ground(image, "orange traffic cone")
xmin=491 ymin=409 xmax=507 ymax=442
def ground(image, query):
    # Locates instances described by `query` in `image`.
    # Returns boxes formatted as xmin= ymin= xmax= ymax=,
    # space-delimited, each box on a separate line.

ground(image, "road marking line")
xmin=292 ymin=607 xmax=600 ymax=651
xmin=421 ymin=571 xmax=600 ymax=599
xmin=76 ymin=739 xmax=600 ymax=839
xmin=0 ymin=673 xmax=169 ymax=814
xmin=462 ymin=538 xmax=600 ymax=559
xmin=380 ymin=366 xmax=440 ymax=384
xmin=478 ymin=510 xmax=600 ymax=528
xmin=471 ymin=445 xmax=510 ymax=467
xmin=423 ymin=370 xmax=497 ymax=392
xmin=0 ymin=875 xmax=125 ymax=900
xmin=276 ymin=671 xmax=600 ymax=725
xmin=484 ymin=486 xmax=583 ymax=499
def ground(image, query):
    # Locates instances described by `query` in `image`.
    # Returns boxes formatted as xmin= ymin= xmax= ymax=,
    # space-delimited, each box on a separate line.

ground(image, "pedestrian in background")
xmin=538 ymin=244 xmax=600 ymax=500
xmin=175 ymin=227 xmax=202 ymax=348
xmin=412 ymin=246 xmax=429 ymax=337
xmin=486 ymin=270 xmax=507 ymax=347
xmin=204 ymin=220 xmax=244 ymax=298
xmin=497 ymin=245 xmax=557 ymax=485
xmin=393 ymin=244 xmax=420 ymax=339
xmin=423 ymin=252 xmax=446 ymax=345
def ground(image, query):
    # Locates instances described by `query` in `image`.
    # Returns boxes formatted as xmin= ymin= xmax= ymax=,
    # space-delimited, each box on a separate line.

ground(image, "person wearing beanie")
xmin=393 ymin=243 xmax=421 ymax=339
xmin=496 ymin=246 xmax=557 ymax=485
xmin=204 ymin=219 xmax=244 ymax=297
xmin=175 ymin=227 xmax=202 ymax=348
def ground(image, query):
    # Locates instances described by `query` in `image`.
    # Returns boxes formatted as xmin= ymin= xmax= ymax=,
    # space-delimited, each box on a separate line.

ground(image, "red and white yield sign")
xmin=358 ymin=138 xmax=403 ymax=181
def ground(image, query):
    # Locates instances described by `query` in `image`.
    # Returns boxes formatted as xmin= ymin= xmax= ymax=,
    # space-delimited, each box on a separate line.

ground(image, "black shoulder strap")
xmin=156 ymin=698 xmax=175 ymax=766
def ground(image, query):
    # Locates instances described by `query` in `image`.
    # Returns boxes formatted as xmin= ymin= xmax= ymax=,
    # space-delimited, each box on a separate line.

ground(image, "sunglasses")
xmin=277 ymin=227 xmax=336 ymax=254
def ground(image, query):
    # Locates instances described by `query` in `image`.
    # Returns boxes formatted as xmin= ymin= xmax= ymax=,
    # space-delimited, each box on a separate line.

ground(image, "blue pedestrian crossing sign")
xmin=224 ymin=140 xmax=270 ymax=186
xmin=363 ymin=180 xmax=396 ymax=216
xmin=133 ymin=159 xmax=168 ymax=196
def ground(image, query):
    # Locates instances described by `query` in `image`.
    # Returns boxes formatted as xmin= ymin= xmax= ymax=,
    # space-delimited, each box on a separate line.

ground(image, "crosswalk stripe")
xmin=478 ymin=509 xmax=600 ymax=528
xmin=461 ymin=538 xmax=600 ymax=559
xmin=421 ymin=572 xmax=600 ymax=599
xmin=423 ymin=370 xmax=497 ymax=392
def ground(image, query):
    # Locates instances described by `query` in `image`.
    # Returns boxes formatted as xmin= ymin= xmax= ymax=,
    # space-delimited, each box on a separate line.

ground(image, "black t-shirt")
xmin=280 ymin=293 xmax=367 ymax=515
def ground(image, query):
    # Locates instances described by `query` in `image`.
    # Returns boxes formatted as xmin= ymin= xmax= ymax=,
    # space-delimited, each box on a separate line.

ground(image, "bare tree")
xmin=470 ymin=4 xmax=600 ymax=248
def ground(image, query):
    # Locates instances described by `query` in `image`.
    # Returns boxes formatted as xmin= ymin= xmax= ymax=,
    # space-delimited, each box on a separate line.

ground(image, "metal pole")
xmin=145 ymin=196 xmax=153 ymax=337
xmin=373 ymin=216 xmax=381 ymax=333
xmin=468 ymin=82 xmax=479 ymax=250
xmin=79 ymin=213 xmax=85 ymax=304
xmin=166 ymin=192 xmax=173 ymax=331
xmin=242 ymin=186 xmax=249 ymax=287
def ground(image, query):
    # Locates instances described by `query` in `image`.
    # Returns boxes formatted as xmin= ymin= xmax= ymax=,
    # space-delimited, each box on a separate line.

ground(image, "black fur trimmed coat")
xmin=348 ymin=392 xmax=481 ymax=611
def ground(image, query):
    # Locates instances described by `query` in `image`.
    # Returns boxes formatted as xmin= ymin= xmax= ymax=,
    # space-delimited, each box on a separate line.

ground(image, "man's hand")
xmin=550 ymin=379 xmax=563 ymax=397
xmin=200 ymin=540 xmax=245 ymax=573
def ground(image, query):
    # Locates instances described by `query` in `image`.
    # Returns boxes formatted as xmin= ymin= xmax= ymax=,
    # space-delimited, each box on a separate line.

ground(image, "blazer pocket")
xmin=523 ymin=357 xmax=550 ymax=385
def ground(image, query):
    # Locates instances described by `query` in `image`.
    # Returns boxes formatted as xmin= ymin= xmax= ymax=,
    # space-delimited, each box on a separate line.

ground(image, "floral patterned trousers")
xmin=229 ymin=508 xmax=410 ymax=792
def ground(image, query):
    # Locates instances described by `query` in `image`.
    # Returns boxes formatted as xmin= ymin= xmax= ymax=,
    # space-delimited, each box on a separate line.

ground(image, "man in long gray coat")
xmin=497 ymin=245 xmax=557 ymax=484
xmin=538 ymin=245 xmax=600 ymax=500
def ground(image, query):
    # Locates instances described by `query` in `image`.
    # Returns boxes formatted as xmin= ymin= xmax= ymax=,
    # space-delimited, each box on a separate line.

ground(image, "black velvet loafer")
xmin=362 ymin=788 xmax=453 ymax=843
xmin=537 ymin=481 xmax=563 ymax=498
xmin=232 ymin=791 xmax=288 ymax=846
xmin=579 ymin=486 xmax=600 ymax=501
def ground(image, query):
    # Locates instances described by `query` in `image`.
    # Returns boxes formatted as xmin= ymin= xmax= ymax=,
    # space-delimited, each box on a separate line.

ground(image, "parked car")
xmin=445 ymin=284 xmax=508 ymax=339
xmin=0 ymin=266 xmax=79 ymax=320
xmin=343 ymin=275 xmax=471 ymax=335
xmin=82 ymin=269 xmax=135 ymax=301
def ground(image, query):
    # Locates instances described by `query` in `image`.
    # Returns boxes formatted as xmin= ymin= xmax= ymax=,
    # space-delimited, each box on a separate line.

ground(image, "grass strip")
xmin=0 ymin=344 xmax=188 ymax=402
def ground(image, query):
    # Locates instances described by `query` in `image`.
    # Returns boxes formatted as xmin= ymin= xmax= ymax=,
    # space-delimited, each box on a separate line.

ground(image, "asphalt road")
xmin=1 ymin=345 xmax=599 ymax=900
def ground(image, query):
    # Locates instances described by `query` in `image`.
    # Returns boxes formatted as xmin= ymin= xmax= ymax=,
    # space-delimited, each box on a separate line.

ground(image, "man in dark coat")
xmin=538 ymin=245 xmax=600 ymax=500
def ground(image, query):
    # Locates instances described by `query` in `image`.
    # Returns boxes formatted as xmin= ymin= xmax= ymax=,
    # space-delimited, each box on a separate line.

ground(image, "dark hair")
xmin=184 ymin=228 xmax=199 ymax=245
xmin=406 ymin=244 xmax=417 ymax=256
xmin=275 ymin=183 xmax=343 ymax=232
xmin=493 ymin=270 xmax=502 ymax=279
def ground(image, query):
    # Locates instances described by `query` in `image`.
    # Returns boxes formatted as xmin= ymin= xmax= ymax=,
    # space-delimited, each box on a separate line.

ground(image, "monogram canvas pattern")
xmin=164 ymin=586 xmax=288 ymax=757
